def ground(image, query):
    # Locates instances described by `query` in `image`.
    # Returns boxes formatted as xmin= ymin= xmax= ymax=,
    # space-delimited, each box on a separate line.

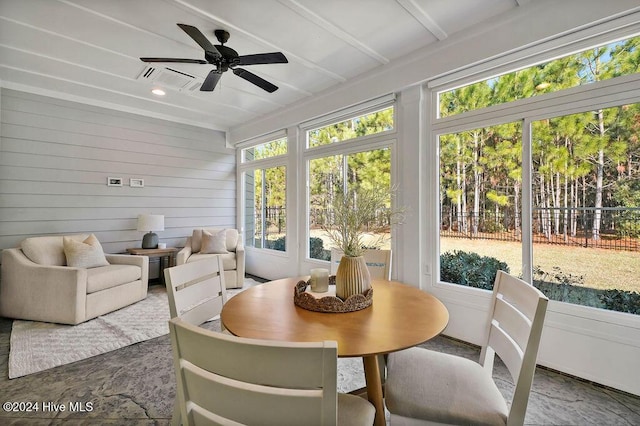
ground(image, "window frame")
xmin=430 ymin=59 xmax=640 ymax=320
xmin=428 ymin=24 xmax=640 ymax=115
xmin=238 ymin=130 xmax=288 ymax=163
xmin=238 ymin=137 xmax=289 ymax=255
xmin=302 ymin=108 xmax=398 ymax=263
xmin=240 ymin=137 xmax=288 ymax=163
xmin=306 ymin=105 xmax=396 ymax=150
xmin=303 ymin=97 xmax=396 ymax=149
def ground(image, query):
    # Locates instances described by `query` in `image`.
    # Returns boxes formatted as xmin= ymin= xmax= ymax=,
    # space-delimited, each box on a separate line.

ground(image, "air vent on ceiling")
xmin=137 ymin=65 xmax=202 ymax=92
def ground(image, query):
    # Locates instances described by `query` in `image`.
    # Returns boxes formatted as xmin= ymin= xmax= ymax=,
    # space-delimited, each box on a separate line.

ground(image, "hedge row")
xmin=441 ymin=250 xmax=640 ymax=315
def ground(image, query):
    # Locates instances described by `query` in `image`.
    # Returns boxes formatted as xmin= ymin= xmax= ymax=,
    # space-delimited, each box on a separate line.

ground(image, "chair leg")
xmin=171 ymin=395 xmax=181 ymax=426
xmin=378 ymin=354 xmax=387 ymax=395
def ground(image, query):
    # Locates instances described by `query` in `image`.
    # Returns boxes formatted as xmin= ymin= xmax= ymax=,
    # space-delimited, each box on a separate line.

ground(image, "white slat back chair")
xmin=164 ymin=256 xmax=227 ymax=326
xmin=481 ymin=270 xmax=549 ymax=425
xmin=330 ymin=248 xmax=392 ymax=280
xmin=168 ymin=317 xmax=375 ymax=426
xmin=385 ymin=271 xmax=548 ymax=426
xmin=164 ymin=257 xmax=228 ymax=426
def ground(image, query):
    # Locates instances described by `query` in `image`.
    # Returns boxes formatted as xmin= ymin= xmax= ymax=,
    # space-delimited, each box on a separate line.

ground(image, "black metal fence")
xmin=251 ymin=206 xmax=286 ymax=249
xmin=440 ymin=207 xmax=640 ymax=251
xmin=251 ymin=206 xmax=640 ymax=252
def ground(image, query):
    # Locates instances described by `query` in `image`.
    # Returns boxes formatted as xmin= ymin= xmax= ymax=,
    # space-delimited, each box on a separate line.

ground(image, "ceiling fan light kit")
xmin=140 ymin=24 xmax=287 ymax=93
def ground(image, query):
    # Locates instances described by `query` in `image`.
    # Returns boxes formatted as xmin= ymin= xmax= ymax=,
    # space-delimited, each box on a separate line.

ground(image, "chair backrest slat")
xmin=179 ymin=297 xmax=224 ymax=326
xmin=175 ymin=318 xmax=333 ymax=388
xmin=495 ymin=274 xmax=541 ymax=321
xmin=191 ymin=405 xmax=244 ymax=426
xmin=330 ymin=248 xmax=392 ymax=280
xmin=169 ymin=318 xmax=338 ymax=425
xmin=493 ymin=296 xmax=532 ymax=354
xmin=486 ymin=321 xmax=524 ymax=381
xmin=164 ymin=256 xmax=226 ymax=325
xmin=183 ymin=365 xmax=325 ymax=425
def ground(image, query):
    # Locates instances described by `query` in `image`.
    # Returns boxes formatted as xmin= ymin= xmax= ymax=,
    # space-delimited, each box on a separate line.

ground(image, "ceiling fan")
xmin=140 ymin=24 xmax=288 ymax=93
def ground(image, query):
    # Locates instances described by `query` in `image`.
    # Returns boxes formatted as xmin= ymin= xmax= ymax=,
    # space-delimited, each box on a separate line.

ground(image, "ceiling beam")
xmin=395 ymin=0 xmax=448 ymax=41
xmin=277 ymin=0 xmax=389 ymax=65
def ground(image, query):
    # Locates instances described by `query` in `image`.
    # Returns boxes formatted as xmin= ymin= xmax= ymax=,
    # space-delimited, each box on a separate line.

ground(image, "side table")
xmin=126 ymin=247 xmax=179 ymax=286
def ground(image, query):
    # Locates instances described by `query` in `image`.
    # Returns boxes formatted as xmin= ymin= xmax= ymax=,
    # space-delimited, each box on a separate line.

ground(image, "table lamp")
xmin=137 ymin=214 xmax=164 ymax=249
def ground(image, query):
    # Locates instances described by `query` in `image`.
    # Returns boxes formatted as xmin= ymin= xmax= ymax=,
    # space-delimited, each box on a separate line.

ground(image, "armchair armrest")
xmin=177 ymin=238 xmax=192 ymax=265
xmin=0 ymin=248 xmax=87 ymax=324
xmin=106 ymin=254 xmax=149 ymax=288
xmin=235 ymin=242 xmax=245 ymax=283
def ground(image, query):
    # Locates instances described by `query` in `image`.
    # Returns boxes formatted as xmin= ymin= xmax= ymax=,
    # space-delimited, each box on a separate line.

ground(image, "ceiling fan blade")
xmin=140 ymin=57 xmax=208 ymax=64
xmin=201 ymin=70 xmax=222 ymax=91
xmin=177 ymin=23 xmax=221 ymax=58
xmin=233 ymin=68 xmax=278 ymax=93
xmin=236 ymin=52 xmax=288 ymax=66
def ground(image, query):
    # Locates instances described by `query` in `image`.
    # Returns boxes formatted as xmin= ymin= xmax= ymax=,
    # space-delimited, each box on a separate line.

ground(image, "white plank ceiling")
xmin=0 ymin=0 xmax=526 ymax=132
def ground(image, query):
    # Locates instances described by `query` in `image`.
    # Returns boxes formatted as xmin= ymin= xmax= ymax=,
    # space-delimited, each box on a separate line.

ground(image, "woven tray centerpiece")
xmin=294 ymin=275 xmax=373 ymax=313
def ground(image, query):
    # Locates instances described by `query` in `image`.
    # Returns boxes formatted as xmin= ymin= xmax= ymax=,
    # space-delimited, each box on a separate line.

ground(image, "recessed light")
xmin=151 ymin=88 xmax=166 ymax=96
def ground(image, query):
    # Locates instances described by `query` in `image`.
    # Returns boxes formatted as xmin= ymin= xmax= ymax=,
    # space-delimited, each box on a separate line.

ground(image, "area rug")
xmin=8 ymin=279 xmax=261 ymax=379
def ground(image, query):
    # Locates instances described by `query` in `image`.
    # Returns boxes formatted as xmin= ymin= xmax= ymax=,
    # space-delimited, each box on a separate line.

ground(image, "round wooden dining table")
xmin=221 ymin=277 xmax=449 ymax=426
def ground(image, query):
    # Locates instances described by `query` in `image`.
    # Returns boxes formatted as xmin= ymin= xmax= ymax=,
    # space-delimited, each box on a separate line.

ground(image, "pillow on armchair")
xmin=63 ymin=234 xmax=110 ymax=268
xmin=200 ymin=229 xmax=229 ymax=254
xmin=191 ymin=228 xmax=239 ymax=253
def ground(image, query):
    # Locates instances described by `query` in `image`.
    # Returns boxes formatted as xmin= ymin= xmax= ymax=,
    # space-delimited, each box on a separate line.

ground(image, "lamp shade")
xmin=137 ymin=214 xmax=164 ymax=232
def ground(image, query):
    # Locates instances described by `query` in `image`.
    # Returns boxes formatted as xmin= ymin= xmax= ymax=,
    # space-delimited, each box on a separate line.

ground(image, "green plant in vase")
xmin=321 ymin=186 xmax=404 ymax=300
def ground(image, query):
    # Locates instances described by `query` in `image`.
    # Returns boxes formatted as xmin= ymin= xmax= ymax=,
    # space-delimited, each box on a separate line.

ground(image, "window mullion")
xmin=342 ymin=155 xmax=348 ymax=194
xmin=521 ymin=119 xmax=533 ymax=283
xmin=261 ymin=169 xmax=266 ymax=249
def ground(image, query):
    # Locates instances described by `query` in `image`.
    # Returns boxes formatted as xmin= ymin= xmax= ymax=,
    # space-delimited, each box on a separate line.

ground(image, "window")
xmin=241 ymin=136 xmax=287 ymax=252
xmin=307 ymin=106 xmax=394 ymax=148
xmin=244 ymin=166 xmax=286 ymax=251
xmin=308 ymin=148 xmax=392 ymax=260
xmin=436 ymin=35 xmax=640 ymax=316
xmin=530 ymin=105 xmax=640 ymax=314
xmin=438 ymin=35 xmax=640 ymax=118
xmin=439 ymin=122 xmax=523 ymax=286
xmin=242 ymin=137 xmax=287 ymax=162
xmin=304 ymin=102 xmax=396 ymax=262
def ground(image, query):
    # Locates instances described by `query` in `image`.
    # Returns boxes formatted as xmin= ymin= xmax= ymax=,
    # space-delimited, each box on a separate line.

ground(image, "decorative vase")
xmin=335 ymin=255 xmax=371 ymax=300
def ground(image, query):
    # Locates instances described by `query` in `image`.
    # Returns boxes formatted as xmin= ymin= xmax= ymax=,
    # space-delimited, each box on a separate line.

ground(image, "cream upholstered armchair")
xmin=176 ymin=228 xmax=245 ymax=289
xmin=0 ymin=234 xmax=148 ymax=325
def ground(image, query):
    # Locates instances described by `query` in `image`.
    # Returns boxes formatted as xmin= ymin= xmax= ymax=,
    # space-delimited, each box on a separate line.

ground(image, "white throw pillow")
xmin=200 ymin=229 xmax=229 ymax=254
xmin=63 ymin=234 xmax=110 ymax=268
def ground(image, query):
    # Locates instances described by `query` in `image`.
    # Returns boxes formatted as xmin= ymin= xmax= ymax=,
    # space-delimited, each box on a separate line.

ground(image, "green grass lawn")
xmin=284 ymin=230 xmax=639 ymax=293
xmin=441 ymin=237 xmax=640 ymax=293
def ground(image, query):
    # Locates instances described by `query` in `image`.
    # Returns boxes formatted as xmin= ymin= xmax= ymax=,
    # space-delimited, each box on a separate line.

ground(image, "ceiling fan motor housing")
xmin=207 ymin=45 xmax=240 ymax=72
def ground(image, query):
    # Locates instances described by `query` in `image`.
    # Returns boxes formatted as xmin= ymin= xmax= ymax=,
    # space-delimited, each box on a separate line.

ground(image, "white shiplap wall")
xmin=0 ymin=88 xmax=235 ymax=255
